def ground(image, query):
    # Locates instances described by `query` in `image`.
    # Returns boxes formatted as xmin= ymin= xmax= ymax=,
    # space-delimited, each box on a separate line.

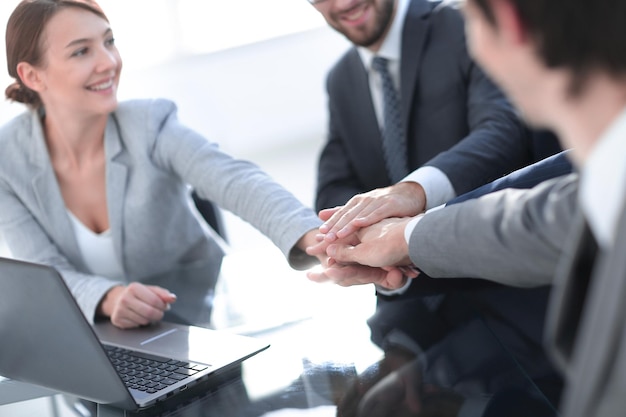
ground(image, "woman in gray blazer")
xmin=0 ymin=0 xmax=322 ymax=329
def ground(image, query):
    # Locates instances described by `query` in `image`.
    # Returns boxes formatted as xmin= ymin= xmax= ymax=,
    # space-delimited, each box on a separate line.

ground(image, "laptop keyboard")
xmin=103 ymin=345 xmax=210 ymax=394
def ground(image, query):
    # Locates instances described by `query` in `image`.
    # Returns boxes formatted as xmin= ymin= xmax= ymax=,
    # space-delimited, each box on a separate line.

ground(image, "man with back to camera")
xmin=312 ymin=0 xmax=626 ymax=415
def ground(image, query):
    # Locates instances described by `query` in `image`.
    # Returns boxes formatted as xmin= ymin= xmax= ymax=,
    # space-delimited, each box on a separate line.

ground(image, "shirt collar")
xmin=358 ymin=0 xmax=410 ymax=69
xmin=580 ymin=106 xmax=626 ymax=248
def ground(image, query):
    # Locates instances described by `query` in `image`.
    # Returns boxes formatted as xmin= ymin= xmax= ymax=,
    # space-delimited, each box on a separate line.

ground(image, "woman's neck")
xmin=43 ymin=109 xmax=108 ymax=170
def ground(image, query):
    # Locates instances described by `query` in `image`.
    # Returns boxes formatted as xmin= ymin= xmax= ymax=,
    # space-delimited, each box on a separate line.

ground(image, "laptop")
xmin=0 ymin=257 xmax=269 ymax=411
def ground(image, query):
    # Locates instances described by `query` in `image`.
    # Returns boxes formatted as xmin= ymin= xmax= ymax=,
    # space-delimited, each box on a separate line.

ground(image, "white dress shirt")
xmin=580 ymin=106 xmax=626 ymax=249
xmin=357 ymin=0 xmax=455 ymax=210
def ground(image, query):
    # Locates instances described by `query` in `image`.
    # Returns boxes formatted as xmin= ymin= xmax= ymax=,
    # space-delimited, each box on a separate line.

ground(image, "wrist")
xmin=97 ymin=285 xmax=124 ymax=318
xmin=398 ymin=181 xmax=427 ymax=214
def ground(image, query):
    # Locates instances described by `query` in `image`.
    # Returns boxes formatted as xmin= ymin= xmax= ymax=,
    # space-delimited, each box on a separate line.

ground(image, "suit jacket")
xmin=410 ymin=173 xmax=579 ymax=286
xmin=315 ymin=0 xmax=534 ymax=211
xmin=546 ymin=207 xmax=626 ymax=417
xmin=0 ymin=99 xmax=321 ymax=323
xmin=377 ymin=173 xmax=580 ymax=414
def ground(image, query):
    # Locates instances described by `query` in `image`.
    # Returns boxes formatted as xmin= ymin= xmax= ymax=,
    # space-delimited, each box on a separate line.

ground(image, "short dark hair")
xmin=470 ymin=0 xmax=626 ymax=87
xmin=5 ymin=0 xmax=108 ymax=109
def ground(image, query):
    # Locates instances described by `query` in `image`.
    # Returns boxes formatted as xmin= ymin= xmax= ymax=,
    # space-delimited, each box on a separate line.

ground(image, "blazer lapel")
xmin=104 ymin=114 xmax=129 ymax=272
xmin=27 ymin=112 xmax=87 ymax=270
xmin=400 ymin=0 xmax=434 ymax=134
xmin=549 ymin=208 xmax=626 ymax=417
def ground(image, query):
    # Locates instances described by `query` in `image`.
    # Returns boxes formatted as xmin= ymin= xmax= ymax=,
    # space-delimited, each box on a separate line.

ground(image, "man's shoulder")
xmin=418 ymin=0 xmax=465 ymax=30
xmin=327 ymin=47 xmax=362 ymax=86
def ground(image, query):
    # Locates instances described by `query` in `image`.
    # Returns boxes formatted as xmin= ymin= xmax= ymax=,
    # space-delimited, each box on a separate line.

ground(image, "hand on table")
xmin=98 ymin=282 xmax=177 ymax=329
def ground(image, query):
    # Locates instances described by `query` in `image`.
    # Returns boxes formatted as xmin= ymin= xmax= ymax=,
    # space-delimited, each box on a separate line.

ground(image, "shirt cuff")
xmin=401 ymin=166 xmax=455 ymax=210
xmin=404 ymin=204 xmax=446 ymax=244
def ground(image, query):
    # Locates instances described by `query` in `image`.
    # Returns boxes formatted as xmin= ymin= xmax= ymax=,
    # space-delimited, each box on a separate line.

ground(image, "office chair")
xmin=191 ymin=190 xmax=228 ymax=242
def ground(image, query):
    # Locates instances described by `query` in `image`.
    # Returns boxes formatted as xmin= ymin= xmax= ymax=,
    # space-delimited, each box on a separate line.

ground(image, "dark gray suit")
xmin=315 ymin=0 xmax=535 ymax=211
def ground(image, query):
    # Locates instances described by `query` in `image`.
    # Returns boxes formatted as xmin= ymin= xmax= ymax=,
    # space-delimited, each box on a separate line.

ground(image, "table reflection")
xmin=99 ymin=299 xmax=559 ymax=417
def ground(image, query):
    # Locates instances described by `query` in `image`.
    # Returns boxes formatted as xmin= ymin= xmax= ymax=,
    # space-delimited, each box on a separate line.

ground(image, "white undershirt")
xmin=67 ymin=210 xmax=124 ymax=280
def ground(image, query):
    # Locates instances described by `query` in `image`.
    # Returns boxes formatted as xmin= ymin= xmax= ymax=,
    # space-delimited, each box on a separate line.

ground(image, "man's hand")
xmin=319 ymin=182 xmax=426 ymax=242
xmin=306 ymin=217 xmax=419 ymax=289
xmin=97 ymin=283 xmax=177 ymax=329
xmin=326 ymin=217 xmax=415 ymax=267
xmin=307 ymin=260 xmax=414 ymax=289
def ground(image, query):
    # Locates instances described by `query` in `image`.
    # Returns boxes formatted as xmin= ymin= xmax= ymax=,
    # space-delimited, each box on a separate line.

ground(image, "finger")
xmin=321 ymin=201 xmax=371 ymax=241
xmin=110 ymin=305 xmax=153 ymax=328
xmin=124 ymin=284 xmax=170 ymax=322
xmin=327 ymin=243 xmax=367 ymax=265
xmin=379 ymin=269 xmax=409 ymax=290
xmin=306 ymin=239 xmax=329 ymax=257
xmin=148 ymin=285 xmax=177 ymax=304
xmin=318 ymin=207 xmax=341 ymax=225
xmin=335 ymin=206 xmax=389 ymax=240
xmin=306 ymin=270 xmax=330 ymax=283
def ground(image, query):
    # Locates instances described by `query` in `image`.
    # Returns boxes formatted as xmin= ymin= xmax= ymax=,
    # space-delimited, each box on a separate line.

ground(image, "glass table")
xmin=1 ymin=250 xmax=562 ymax=417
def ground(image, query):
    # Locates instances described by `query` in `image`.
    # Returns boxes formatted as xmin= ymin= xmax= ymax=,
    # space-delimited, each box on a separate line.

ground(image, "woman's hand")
xmin=97 ymin=283 xmax=177 ymax=329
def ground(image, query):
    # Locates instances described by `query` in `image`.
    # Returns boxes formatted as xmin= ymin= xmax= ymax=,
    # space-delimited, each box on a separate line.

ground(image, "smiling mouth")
xmin=87 ymin=79 xmax=114 ymax=91
xmin=344 ymin=5 xmax=367 ymax=22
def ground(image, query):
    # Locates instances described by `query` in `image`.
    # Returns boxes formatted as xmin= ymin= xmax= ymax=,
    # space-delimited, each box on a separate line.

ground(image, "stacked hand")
xmin=306 ymin=183 xmax=427 ymax=289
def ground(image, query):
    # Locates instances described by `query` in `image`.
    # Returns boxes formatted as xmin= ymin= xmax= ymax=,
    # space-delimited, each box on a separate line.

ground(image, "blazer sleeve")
xmin=423 ymin=53 xmax=532 ymax=196
xmin=409 ymin=173 xmax=579 ymax=286
xmin=144 ymin=99 xmax=322 ymax=269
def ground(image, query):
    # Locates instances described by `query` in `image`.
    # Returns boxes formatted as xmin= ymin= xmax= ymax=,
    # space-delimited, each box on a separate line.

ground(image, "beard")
xmin=330 ymin=0 xmax=395 ymax=48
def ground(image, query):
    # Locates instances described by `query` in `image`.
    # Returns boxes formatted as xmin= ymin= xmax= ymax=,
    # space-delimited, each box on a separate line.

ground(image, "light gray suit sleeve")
xmin=139 ymin=99 xmax=322 ymax=269
xmin=409 ymin=174 xmax=579 ymax=286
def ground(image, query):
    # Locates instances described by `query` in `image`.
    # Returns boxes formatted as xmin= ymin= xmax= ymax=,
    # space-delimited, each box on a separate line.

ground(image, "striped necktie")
xmin=372 ymin=56 xmax=409 ymax=183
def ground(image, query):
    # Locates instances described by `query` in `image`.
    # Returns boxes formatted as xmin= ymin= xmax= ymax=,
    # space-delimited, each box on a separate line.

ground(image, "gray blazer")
xmin=0 ymin=99 xmax=321 ymax=322
xmin=546 ymin=207 xmax=626 ymax=417
xmin=409 ymin=173 xmax=579 ymax=286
